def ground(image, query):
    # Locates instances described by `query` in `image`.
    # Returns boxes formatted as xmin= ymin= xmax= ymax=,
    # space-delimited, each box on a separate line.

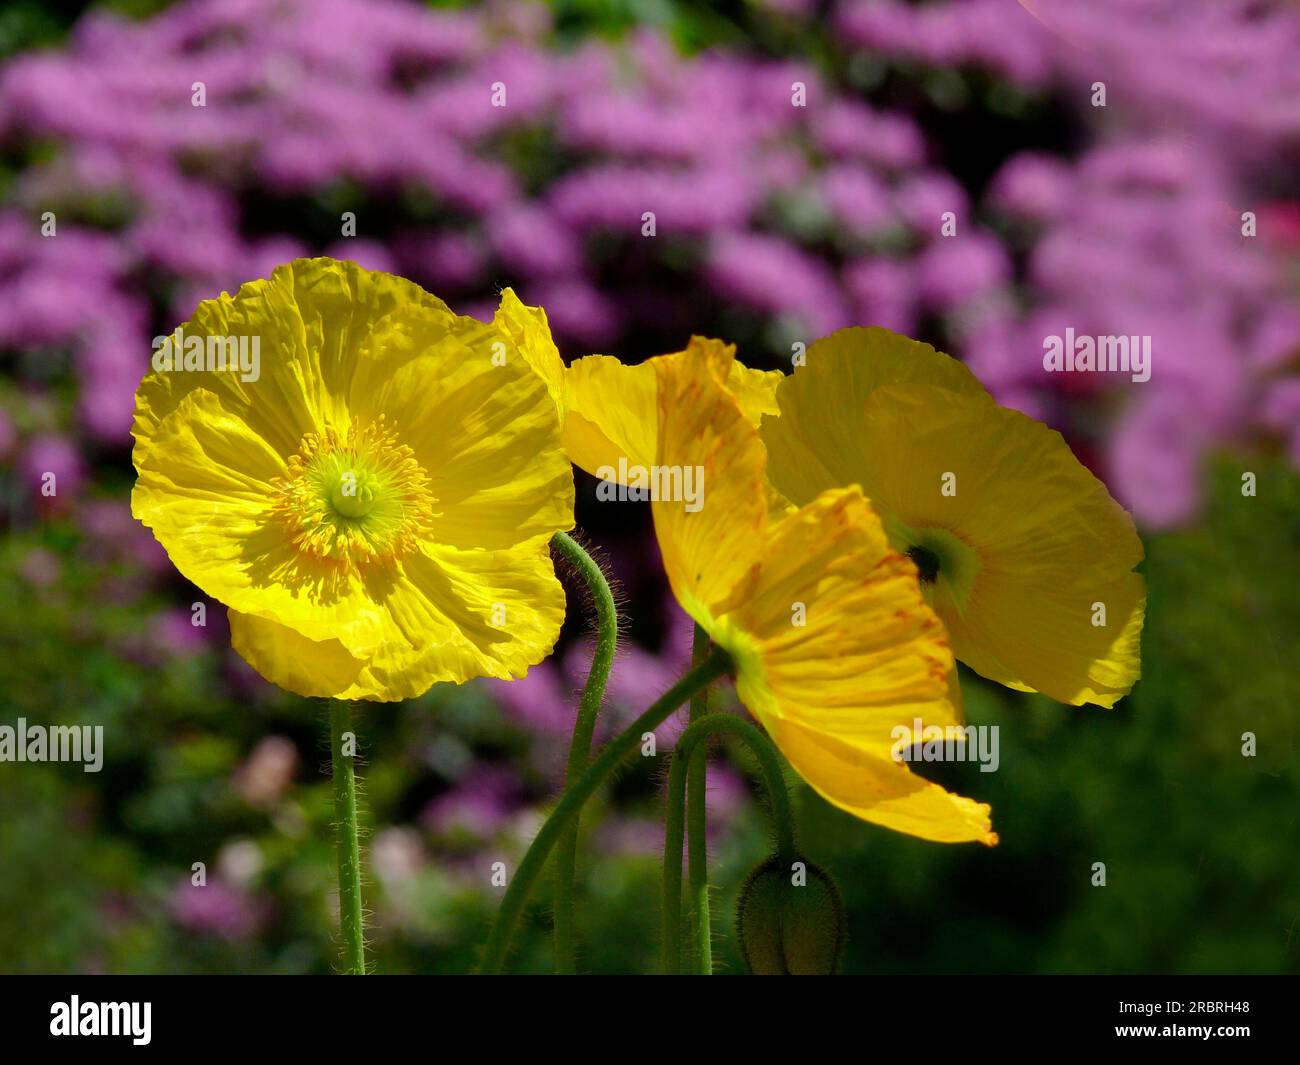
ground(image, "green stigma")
xmin=329 ymin=469 xmax=377 ymax=519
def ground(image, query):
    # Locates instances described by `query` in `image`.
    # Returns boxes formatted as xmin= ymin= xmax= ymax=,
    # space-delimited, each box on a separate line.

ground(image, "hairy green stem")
xmin=550 ymin=530 xmax=618 ymax=974
xmin=329 ymin=699 xmax=366 ymax=975
xmin=477 ymin=648 xmax=734 ymax=974
xmin=686 ymin=622 xmax=711 ymax=973
xmin=663 ymin=713 xmax=796 ymax=975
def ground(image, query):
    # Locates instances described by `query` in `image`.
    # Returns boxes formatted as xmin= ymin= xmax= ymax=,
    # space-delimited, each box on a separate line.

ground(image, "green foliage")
xmin=2 ymin=458 xmax=1297 ymax=973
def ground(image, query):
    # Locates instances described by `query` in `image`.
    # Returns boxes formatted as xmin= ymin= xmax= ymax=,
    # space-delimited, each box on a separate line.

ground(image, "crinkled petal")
xmin=133 ymin=258 xmax=454 ymax=463
xmin=850 ymin=386 xmax=1144 ymax=706
xmin=563 ymin=355 xmax=659 ymax=478
xmin=229 ymin=610 xmax=367 ymax=698
xmin=348 ymin=330 xmax=574 ymax=552
xmin=764 ymin=714 xmax=996 ymax=844
xmin=762 ymin=326 xmax=986 ymax=506
xmin=229 ymin=537 xmax=565 ymax=701
xmin=136 ymin=259 xmax=572 ymax=557
xmin=564 ymin=338 xmax=781 ymax=483
xmin=729 ymin=362 xmax=785 ymax=426
xmin=723 ymin=487 xmax=960 ymax=742
xmin=132 ymin=389 xmax=389 ymax=655
xmin=492 ymin=288 xmax=568 ymax=420
xmin=650 ymin=343 xmax=767 ymax=621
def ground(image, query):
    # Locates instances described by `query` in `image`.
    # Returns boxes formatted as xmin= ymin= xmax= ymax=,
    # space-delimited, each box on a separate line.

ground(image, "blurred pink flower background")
xmin=0 ymin=0 xmax=1295 ymax=534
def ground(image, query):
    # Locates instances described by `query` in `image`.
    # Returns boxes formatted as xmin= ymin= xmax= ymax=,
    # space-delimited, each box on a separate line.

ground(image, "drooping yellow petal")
xmin=228 ymin=536 xmax=565 ymax=701
xmin=647 ymin=348 xmax=989 ymax=843
xmin=649 ymin=342 xmax=767 ymax=622
xmin=762 ymin=328 xmax=1144 ymax=707
xmin=229 ymin=609 xmax=367 ymax=698
xmin=763 ymin=715 xmax=996 ymax=844
xmin=714 ymin=487 xmax=988 ymax=843
xmin=722 ymin=487 xmax=958 ymax=741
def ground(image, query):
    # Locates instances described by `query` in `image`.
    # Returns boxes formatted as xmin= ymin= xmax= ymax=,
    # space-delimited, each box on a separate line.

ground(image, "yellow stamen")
xmin=271 ymin=416 xmax=435 ymax=574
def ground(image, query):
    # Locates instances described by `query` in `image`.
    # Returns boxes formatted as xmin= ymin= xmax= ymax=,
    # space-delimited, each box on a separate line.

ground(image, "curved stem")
xmin=686 ymin=622 xmax=711 ymax=973
xmin=477 ymin=648 xmax=733 ymax=975
xmin=550 ymin=530 xmax=618 ymax=974
xmin=662 ymin=713 xmax=795 ymax=975
xmin=329 ymin=699 xmax=366 ymax=975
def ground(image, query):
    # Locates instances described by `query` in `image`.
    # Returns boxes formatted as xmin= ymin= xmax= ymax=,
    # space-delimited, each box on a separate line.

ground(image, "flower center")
xmin=905 ymin=545 xmax=941 ymax=584
xmin=885 ymin=517 xmax=982 ymax=617
xmin=329 ymin=470 xmax=377 ymax=519
xmin=271 ymin=417 xmax=435 ymax=572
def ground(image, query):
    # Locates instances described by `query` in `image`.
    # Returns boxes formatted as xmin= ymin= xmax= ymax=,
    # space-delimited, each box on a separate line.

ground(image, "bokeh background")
xmin=1 ymin=0 xmax=1297 ymax=974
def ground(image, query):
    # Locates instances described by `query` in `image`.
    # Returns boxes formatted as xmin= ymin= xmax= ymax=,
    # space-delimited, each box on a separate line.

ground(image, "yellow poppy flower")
xmin=649 ymin=343 xmax=995 ymax=844
xmin=761 ymin=327 xmax=1145 ymax=708
xmin=562 ymin=337 xmax=783 ymax=482
xmin=131 ymin=258 xmax=574 ymax=701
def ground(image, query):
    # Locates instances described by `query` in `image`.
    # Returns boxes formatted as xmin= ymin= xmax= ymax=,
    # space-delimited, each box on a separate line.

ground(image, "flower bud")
xmin=736 ymin=855 xmax=845 ymax=974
